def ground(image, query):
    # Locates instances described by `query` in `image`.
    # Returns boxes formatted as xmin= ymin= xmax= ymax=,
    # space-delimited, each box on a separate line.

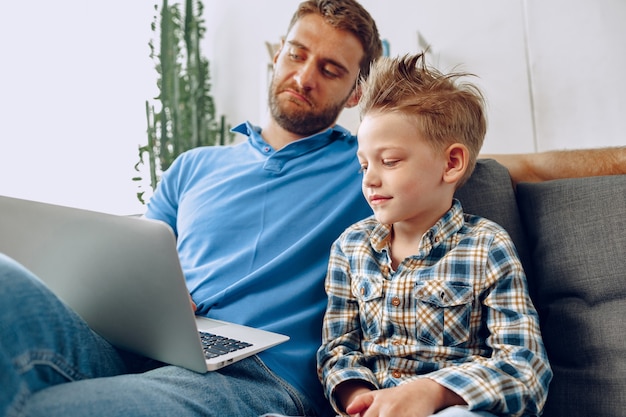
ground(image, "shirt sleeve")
xmin=144 ymin=151 xmax=189 ymax=235
xmin=424 ymin=230 xmax=552 ymax=416
xmin=316 ymin=237 xmax=380 ymax=413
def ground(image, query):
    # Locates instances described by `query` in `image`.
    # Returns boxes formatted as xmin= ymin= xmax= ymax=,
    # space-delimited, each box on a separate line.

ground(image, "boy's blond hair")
xmin=359 ymin=53 xmax=487 ymax=187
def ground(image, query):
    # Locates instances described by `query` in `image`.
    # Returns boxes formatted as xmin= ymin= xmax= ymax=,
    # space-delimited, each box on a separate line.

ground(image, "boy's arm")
xmin=334 ymin=380 xmax=375 ymax=413
xmin=317 ymin=240 xmax=379 ymax=414
xmin=481 ymin=146 xmax=626 ymax=186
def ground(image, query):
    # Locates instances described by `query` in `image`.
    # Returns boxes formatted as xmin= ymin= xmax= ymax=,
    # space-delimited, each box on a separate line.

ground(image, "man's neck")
xmin=260 ymin=121 xmax=306 ymax=151
xmin=260 ymin=118 xmax=336 ymax=151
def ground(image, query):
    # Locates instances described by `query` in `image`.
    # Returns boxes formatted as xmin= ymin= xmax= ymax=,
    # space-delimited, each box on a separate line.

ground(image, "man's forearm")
xmin=482 ymin=146 xmax=626 ymax=186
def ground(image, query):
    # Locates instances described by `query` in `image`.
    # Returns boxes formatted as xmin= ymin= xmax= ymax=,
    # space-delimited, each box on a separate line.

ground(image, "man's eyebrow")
xmin=286 ymin=39 xmax=307 ymax=51
xmin=285 ymin=40 xmax=350 ymax=75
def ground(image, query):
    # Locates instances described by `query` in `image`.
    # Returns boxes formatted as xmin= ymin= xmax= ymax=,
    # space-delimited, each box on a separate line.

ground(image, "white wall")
xmin=0 ymin=1 xmax=155 ymax=215
xmin=1 ymin=0 xmax=624 ymax=215
xmin=526 ymin=0 xmax=626 ymax=150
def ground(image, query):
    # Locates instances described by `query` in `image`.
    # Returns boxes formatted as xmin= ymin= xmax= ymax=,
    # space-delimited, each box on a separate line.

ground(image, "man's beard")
xmin=268 ymin=79 xmax=351 ymax=137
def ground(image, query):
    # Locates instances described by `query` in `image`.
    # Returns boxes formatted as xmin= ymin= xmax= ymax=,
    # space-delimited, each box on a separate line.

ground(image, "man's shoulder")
xmin=175 ymin=143 xmax=243 ymax=167
xmin=183 ymin=143 xmax=240 ymax=157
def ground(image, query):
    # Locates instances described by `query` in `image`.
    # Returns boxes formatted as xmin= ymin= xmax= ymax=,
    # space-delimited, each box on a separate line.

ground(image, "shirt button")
xmin=391 ymin=297 xmax=401 ymax=307
xmin=263 ymin=146 xmax=270 ymax=152
xmin=392 ymin=370 xmax=401 ymax=378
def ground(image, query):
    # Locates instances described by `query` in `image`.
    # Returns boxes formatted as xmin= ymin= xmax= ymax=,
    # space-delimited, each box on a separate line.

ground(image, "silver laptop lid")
xmin=0 ymin=195 xmax=214 ymax=371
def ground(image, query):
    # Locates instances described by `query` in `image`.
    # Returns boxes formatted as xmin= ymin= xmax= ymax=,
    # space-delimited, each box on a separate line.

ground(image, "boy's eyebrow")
xmin=286 ymin=40 xmax=351 ymax=75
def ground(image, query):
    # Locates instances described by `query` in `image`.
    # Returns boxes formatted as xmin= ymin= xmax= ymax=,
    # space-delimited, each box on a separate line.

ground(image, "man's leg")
xmin=0 ymin=253 xmax=134 ymax=417
xmin=1 ymin=254 xmax=319 ymax=417
xmin=22 ymin=356 xmax=319 ymax=417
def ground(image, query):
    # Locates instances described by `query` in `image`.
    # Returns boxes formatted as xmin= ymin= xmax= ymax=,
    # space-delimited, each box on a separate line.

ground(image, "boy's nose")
xmin=362 ymin=168 xmax=381 ymax=188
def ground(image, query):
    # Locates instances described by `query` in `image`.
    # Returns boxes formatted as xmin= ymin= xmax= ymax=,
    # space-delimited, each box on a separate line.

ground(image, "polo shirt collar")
xmin=233 ymin=121 xmax=352 ymax=157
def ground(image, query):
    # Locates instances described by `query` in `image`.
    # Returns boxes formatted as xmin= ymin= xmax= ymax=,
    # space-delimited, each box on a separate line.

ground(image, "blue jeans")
xmin=0 ymin=253 xmax=317 ymax=417
xmin=262 ymin=406 xmax=496 ymax=417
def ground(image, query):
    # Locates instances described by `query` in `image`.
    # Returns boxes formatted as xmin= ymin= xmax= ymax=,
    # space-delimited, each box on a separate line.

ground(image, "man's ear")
xmin=344 ymin=84 xmax=361 ymax=109
xmin=443 ymin=143 xmax=469 ymax=185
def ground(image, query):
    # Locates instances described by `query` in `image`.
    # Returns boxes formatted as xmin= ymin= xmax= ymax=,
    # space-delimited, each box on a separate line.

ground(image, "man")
xmin=0 ymin=1 xmax=381 ymax=416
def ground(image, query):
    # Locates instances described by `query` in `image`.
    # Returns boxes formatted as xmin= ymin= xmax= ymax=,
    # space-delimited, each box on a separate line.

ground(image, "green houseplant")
xmin=134 ymin=0 xmax=233 ymax=204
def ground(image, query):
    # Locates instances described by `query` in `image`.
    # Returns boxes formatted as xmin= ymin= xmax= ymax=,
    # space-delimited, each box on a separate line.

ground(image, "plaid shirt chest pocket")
xmin=353 ymin=276 xmax=385 ymax=340
xmin=414 ymin=281 xmax=473 ymax=347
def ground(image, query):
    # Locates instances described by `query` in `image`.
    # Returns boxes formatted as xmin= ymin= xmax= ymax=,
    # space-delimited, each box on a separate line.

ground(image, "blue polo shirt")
xmin=145 ymin=121 xmax=372 ymax=414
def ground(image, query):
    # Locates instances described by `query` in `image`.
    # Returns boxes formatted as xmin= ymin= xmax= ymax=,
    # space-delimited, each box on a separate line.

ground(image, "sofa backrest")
xmin=517 ymin=175 xmax=626 ymax=417
xmin=458 ymin=159 xmax=626 ymax=417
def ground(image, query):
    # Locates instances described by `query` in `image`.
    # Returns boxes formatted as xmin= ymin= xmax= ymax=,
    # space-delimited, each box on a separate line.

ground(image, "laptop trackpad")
xmin=195 ymin=316 xmax=228 ymax=331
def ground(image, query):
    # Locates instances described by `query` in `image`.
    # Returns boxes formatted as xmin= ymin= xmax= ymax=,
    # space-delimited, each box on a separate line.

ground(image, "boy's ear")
xmin=344 ymin=84 xmax=361 ymax=109
xmin=443 ymin=143 xmax=469 ymax=184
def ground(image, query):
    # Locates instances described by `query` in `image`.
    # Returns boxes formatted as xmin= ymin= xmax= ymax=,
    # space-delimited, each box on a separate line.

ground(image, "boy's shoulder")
xmin=342 ymin=215 xmax=379 ymax=233
xmin=461 ymin=211 xmax=517 ymax=249
xmin=337 ymin=216 xmax=380 ymax=243
xmin=463 ymin=212 xmax=506 ymax=233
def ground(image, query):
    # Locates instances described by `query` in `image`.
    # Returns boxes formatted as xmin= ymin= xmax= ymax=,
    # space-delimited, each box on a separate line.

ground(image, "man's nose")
xmin=294 ymin=61 xmax=316 ymax=90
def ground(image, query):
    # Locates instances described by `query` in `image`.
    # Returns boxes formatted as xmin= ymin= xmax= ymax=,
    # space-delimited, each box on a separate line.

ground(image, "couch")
xmin=453 ymin=158 xmax=626 ymax=417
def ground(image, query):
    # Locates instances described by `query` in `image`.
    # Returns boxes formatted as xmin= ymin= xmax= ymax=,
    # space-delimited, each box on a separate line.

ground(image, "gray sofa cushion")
xmin=517 ymin=175 xmax=626 ymax=417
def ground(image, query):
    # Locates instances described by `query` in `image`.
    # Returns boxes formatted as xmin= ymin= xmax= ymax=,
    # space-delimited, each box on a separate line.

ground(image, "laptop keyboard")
xmin=199 ymin=331 xmax=253 ymax=359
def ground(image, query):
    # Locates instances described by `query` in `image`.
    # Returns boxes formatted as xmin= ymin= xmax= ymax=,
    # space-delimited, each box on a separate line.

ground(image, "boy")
xmin=317 ymin=53 xmax=552 ymax=417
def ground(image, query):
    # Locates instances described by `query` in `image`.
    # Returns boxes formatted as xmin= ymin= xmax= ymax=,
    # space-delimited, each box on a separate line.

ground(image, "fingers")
xmin=346 ymin=391 xmax=374 ymax=416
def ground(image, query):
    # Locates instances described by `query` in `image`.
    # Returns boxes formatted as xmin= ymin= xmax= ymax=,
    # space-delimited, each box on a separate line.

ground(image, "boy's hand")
xmin=345 ymin=378 xmax=465 ymax=417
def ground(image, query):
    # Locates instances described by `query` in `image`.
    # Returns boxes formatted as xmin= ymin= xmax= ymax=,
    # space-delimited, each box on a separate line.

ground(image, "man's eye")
xmin=322 ymin=67 xmax=340 ymax=78
xmin=288 ymin=52 xmax=303 ymax=61
xmin=358 ymin=165 xmax=367 ymax=174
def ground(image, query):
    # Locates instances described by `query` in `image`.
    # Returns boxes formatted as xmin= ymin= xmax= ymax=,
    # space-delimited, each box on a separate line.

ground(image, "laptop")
xmin=0 ymin=195 xmax=289 ymax=373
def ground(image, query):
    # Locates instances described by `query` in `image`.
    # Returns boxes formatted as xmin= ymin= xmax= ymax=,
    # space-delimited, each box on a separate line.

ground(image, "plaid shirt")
xmin=317 ymin=200 xmax=552 ymax=416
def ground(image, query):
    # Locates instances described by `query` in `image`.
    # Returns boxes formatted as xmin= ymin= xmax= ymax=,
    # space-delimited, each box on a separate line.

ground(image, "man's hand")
xmin=189 ymin=294 xmax=197 ymax=312
xmin=344 ymin=379 xmax=465 ymax=417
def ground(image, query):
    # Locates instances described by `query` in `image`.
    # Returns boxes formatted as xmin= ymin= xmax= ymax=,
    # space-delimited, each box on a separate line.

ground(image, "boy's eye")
xmin=382 ymin=159 xmax=400 ymax=167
